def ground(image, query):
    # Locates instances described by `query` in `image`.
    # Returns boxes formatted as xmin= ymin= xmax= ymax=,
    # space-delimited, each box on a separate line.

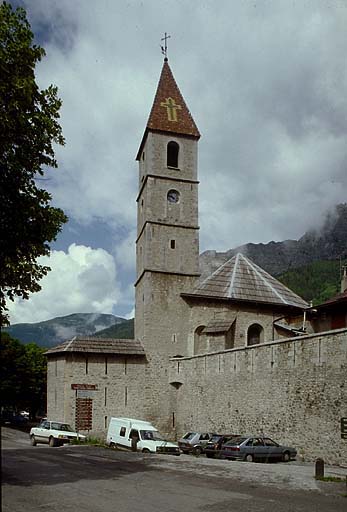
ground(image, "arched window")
xmin=247 ymin=323 xmax=264 ymax=346
xmin=167 ymin=141 xmax=179 ymax=168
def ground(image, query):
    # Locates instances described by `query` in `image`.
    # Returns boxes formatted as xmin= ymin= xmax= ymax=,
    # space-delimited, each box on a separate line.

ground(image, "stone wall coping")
xmin=170 ymin=327 xmax=347 ymax=362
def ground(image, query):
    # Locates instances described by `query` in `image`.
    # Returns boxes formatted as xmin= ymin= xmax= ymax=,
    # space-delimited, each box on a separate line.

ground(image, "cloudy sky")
xmin=7 ymin=0 xmax=347 ymax=324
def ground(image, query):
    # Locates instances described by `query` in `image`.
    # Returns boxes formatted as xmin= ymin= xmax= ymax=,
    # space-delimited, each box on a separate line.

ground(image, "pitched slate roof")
xmin=45 ymin=337 xmax=145 ymax=356
xmin=202 ymin=319 xmax=236 ymax=334
xmin=184 ymin=253 xmax=308 ymax=309
xmin=136 ymin=59 xmax=200 ymax=159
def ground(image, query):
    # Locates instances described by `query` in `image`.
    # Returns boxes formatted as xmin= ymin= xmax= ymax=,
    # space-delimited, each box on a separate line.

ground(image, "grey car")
xmin=178 ymin=432 xmax=215 ymax=455
xmin=221 ymin=436 xmax=297 ymax=462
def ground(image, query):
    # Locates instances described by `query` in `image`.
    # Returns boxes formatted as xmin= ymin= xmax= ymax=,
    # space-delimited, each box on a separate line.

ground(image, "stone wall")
xmin=168 ymin=328 xmax=347 ymax=465
xmin=47 ymin=354 xmax=147 ymax=436
xmin=185 ymin=298 xmax=296 ymax=355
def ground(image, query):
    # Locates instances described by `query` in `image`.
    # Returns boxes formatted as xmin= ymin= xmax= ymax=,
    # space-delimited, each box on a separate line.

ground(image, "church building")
xmin=45 ymin=58 xmax=347 ymax=465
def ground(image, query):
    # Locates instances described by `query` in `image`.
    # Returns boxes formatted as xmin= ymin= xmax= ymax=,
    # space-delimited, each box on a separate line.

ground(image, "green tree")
xmin=0 ymin=332 xmax=47 ymax=419
xmin=0 ymin=2 xmax=68 ymax=325
xmin=22 ymin=342 xmax=47 ymax=419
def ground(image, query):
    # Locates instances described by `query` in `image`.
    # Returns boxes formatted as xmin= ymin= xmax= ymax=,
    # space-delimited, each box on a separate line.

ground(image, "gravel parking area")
xmin=152 ymin=453 xmax=347 ymax=492
xmin=3 ymin=426 xmax=346 ymax=494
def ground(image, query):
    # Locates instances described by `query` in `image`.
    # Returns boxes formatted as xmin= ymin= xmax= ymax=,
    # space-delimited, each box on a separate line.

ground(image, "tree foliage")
xmin=278 ymin=259 xmax=343 ymax=305
xmin=0 ymin=2 xmax=67 ymax=325
xmin=0 ymin=331 xmax=47 ymax=419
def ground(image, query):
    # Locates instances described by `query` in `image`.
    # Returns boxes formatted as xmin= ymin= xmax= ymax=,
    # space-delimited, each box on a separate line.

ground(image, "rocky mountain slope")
xmin=3 ymin=313 xmax=126 ymax=348
xmin=199 ymin=203 xmax=347 ymax=281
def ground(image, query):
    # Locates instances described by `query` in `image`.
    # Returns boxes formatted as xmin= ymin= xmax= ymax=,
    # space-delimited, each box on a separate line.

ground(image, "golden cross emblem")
xmin=160 ymin=97 xmax=182 ymax=122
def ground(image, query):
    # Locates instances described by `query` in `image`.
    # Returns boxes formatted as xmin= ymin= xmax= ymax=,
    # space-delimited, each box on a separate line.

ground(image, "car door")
xmin=252 ymin=437 xmax=268 ymax=460
xmin=263 ymin=438 xmax=281 ymax=459
xmin=243 ymin=438 xmax=256 ymax=458
xmin=36 ymin=421 xmax=51 ymax=443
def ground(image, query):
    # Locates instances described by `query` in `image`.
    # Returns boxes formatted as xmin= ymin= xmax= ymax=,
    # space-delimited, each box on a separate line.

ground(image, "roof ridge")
xmin=227 ymin=253 xmax=240 ymax=298
xmin=241 ymin=254 xmax=288 ymax=305
xmin=63 ymin=336 xmax=76 ymax=351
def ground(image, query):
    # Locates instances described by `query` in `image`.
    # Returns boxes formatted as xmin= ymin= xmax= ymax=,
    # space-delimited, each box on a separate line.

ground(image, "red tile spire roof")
xmin=136 ymin=58 xmax=200 ymax=159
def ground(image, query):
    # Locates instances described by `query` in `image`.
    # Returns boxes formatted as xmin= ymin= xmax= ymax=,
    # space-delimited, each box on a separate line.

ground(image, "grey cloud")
xmin=15 ymin=0 xmax=347 ymax=318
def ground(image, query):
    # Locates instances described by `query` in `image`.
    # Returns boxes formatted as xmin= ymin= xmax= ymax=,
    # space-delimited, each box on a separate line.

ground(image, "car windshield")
xmin=224 ymin=437 xmax=248 ymax=446
xmin=52 ymin=422 xmax=74 ymax=432
xmin=209 ymin=435 xmax=222 ymax=443
xmin=140 ymin=430 xmax=164 ymax=441
xmin=182 ymin=432 xmax=195 ymax=440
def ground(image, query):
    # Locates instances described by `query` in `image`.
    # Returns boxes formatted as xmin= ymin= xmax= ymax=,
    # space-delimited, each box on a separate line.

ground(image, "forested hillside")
xmin=278 ymin=260 xmax=342 ymax=305
xmin=94 ymin=319 xmax=134 ymax=339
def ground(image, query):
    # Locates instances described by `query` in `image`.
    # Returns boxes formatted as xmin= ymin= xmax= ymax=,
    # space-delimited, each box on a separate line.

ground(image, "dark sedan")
xmin=204 ymin=434 xmax=239 ymax=458
xmin=221 ymin=436 xmax=297 ymax=462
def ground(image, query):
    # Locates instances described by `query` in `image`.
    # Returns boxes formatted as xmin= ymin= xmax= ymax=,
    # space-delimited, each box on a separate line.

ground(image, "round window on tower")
xmin=167 ymin=189 xmax=180 ymax=203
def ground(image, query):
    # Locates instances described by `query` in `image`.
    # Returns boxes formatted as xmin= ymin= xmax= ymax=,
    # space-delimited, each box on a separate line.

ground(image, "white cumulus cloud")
xmin=7 ymin=244 xmax=120 ymax=324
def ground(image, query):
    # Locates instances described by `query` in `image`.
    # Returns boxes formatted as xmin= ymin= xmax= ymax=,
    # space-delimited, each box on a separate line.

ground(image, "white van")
xmin=106 ymin=417 xmax=180 ymax=455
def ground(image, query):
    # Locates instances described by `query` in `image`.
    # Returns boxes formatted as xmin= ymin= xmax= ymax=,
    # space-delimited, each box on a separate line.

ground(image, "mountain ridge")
xmin=199 ymin=203 xmax=347 ymax=281
xmin=4 ymin=204 xmax=346 ymax=348
xmin=3 ymin=313 xmax=126 ymax=348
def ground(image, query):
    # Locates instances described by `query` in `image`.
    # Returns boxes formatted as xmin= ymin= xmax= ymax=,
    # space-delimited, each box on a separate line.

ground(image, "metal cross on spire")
xmin=161 ymin=32 xmax=171 ymax=60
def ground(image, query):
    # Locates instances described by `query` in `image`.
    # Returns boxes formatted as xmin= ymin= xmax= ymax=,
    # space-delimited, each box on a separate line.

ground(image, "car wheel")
xmin=245 ymin=453 xmax=253 ymax=462
xmin=30 ymin=435 xmax=37 ymax=446
xmin=193 ymin=446 xmax=202 ymax=456
xmin=49 ymin=436 xmax=57 ymax=447
xmin=142 ymin=448 xmax=151 ymax=453
xmin=109 ymin=442 xmax=116 ymax=448
xmin=283 ymin=451 xmax=290 ymax=462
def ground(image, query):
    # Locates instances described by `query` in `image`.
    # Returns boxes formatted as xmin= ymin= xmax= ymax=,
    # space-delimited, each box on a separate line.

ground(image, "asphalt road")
xmin=2 ymin=427 xmax=346 ymax=512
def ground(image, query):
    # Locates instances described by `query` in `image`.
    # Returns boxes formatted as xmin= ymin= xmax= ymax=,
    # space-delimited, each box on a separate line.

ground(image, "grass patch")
xmin=71 ymin=436 xmax=107 ymax=447
xmin=315 ymin=476 xmax=346 ymax=483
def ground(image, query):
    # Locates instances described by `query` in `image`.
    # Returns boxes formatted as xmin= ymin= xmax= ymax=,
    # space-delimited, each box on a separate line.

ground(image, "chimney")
xmin=342 ymin=265 xmax=347 ymax=293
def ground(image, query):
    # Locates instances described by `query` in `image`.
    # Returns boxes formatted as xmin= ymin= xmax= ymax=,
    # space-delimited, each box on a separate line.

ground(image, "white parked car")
xmin=30 ymin=420 xmax=86 ymax=447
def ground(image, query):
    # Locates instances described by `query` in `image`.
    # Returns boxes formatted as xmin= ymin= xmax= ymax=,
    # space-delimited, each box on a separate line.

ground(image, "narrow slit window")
xmin=170 ymin=239 xmax=175 ymax=249
xmin=167 ymin=141 xmax=179 ymax=167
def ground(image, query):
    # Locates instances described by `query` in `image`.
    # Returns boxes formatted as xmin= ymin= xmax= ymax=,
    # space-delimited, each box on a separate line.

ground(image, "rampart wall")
xmin=169 ymin=328 xmax=347 ymax=465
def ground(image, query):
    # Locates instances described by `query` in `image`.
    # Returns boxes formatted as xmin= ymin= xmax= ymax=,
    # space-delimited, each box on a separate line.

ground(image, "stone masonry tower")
xmin=135 ymin=58 xmax=200 ymax=433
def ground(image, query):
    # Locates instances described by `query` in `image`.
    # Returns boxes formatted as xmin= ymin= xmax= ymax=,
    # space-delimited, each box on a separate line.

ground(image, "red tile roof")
xmin=316 ymin=290 xmax=347 ymax=308
xmin=137 ymin=59 xmax=200 ymax=159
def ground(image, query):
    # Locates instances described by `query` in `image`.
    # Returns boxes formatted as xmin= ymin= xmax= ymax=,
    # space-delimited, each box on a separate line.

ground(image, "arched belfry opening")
xmin=167 ymin=141 xmax=179 ymax=168
xmin=247 ymin=323 xmax=264 ymax=346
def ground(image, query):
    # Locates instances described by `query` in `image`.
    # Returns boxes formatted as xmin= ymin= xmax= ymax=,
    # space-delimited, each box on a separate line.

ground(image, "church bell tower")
xmin=135 ymin=56 xmax=200 ymax=402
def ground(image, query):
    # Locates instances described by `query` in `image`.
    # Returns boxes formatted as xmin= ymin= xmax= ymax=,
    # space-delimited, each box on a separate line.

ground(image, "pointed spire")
xmin=137 ymin=59 xmax=200 ymax=159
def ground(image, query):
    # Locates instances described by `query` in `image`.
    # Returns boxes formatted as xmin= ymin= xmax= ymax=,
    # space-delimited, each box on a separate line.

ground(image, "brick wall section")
xmin=168 ymin=328 xmax=347 ymax=465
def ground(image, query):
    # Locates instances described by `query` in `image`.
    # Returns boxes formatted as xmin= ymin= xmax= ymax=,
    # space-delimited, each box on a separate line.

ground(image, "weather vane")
xmin=161 ymin=32 xmax=171 ymax=59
